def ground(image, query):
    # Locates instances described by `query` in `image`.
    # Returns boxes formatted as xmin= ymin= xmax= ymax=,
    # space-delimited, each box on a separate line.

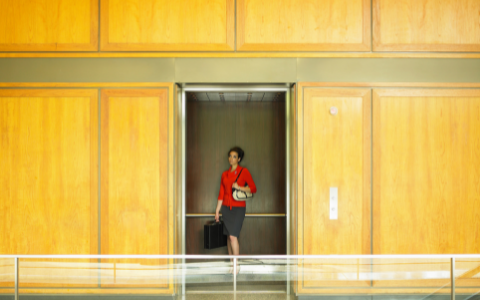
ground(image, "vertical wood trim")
xmin=372 ymin=90 xmax=381 ymax=254
xmin=236 ymin=0 xmax=246 ymax=50
xmin=90 ymin=0 xmax=99 ymax=50
xmin=100 ymin=90 xmax=109 ymax=255
xmin=99 ymin=0 xmax=110 ymax=51
xmin=90 ymin=90 xmax=99 ymax=258
xmin=362 ymin=90 xmax=372 ymax=255
xmin=363 ymin=0 xmax=372 ymax=50
xmin=372 ymin=0 xmax=382 ymax=51
xmin=226 ymin=0 xmax=236 ymax=50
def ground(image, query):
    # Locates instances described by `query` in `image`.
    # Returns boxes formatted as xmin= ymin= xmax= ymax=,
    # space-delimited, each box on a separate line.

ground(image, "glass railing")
xmin=1 ymin=255 xmax=479 ymax=299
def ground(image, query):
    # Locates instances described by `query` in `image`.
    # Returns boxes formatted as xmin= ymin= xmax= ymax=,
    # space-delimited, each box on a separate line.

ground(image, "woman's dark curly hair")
xmin=228 ymin=146 xmax=244 ymax=163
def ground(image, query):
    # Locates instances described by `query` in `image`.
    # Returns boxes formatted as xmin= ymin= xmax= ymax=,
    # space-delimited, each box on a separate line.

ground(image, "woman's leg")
xmin=227 ymin=238 xmax=233 ymax=257
xmin=229 ymin=235 xmax=240 ymax=274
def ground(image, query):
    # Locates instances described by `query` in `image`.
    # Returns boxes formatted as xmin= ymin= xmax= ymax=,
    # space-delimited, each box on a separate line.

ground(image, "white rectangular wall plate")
xmin=329 ymin=187 xmax=338 ymax=220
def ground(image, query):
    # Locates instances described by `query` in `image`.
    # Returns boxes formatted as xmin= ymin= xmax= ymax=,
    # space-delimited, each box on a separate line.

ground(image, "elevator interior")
xmin=185 ymin=89 xmax=287 ymax=256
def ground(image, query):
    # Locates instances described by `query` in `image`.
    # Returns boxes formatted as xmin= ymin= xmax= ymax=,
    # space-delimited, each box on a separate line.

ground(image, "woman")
xmin=215 ymin=146 xmax=257 ymax=274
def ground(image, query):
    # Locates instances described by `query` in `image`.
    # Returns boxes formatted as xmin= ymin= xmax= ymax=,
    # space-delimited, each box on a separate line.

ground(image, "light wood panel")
xmin=0 ymin=0 xmax=98 ymax=51
xmin=237 ymin=0 xmax=371 ymax=51
xmin=100 ymin=88 xmax=174 ymax=292
xmin=0 ymin=89 xmax=98 ymax=287
xmin=373 ymin=0 xmax=480 ymax=52
xmin=373 ymin=89 xmax=480 ymax=255
xmin=297 ymin=87 xmax=371 ymax=293
xmin=3 ymin=52 xmax=480 ymax=58
xmin=0 ymin=52 xmax=480 ymax=58
xmin=101 ymin=0 xmax=234 ymax=51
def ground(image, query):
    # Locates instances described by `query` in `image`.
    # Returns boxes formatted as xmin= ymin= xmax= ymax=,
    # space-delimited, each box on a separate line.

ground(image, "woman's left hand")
xmin=232 ymin=182 xmax=240 ymax=190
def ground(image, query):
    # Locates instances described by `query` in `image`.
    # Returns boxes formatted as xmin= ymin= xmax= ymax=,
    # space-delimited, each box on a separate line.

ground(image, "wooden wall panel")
xmin=373 ymin=0 xmax=480 ymax=52
xmin=373 ymin=89 xmax=480 ymax=254
xmin=0 ymin=89 xmax=98 ymax=287
xmin=297 ymin=87 xmax=371 ymax=293
xmin=100 ymin=89 xmax=174 ymax=292
xmin=101 ymin=0 xmax=234 ymax=51
xmin=0 ymin=0 xmax=98 ymax=51
xmin=237 ymin=0 xmax=371 ymax=51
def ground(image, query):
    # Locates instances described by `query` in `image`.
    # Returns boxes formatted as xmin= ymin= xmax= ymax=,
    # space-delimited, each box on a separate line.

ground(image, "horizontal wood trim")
xmin=298 ymin=82 xmax=480 ymax=88
xmin=1 ymin=53 xmax=480 ymax=58
xmin=0 ymin=89 xmax=98 ymax=96
xmin=237 ymin=43 xmax=371 ymax=52
xmin=0 ymin=83 xmax=174 ymax=88
xmin=373 ymin=88 xmax=480 ymax=97
xmin=0 ymin=289 xmax=174 ymax=294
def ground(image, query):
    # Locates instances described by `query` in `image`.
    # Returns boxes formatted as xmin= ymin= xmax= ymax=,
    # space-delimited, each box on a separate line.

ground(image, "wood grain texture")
xmin=3 ymin=52 xmax=480 ymax=58
xmin=101 ymin=0 xmax=234 ymax=51
xmin=373 ymin=89 xmax=480 ymax=255
xmin=100 ymin=89 xmax=174 ymax=292
xmin=0 ymin=0 xmax=98 ymax=51
xmin=237 ymin=0 xmax=371 ymax=51
xmin=373 ymin=0 xmax=480 ymax=52
xmin=0 ymin=89 xmax=98 ymax=287
xmin=297 ymin=87 xmax=371 ymax=292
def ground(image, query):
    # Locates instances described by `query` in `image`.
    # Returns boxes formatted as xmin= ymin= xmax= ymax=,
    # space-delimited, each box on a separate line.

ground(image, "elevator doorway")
xmin=178 ymin=84 xmax=294 ymax=294
xmin=185 ymin=89 xmax=287 ymax=256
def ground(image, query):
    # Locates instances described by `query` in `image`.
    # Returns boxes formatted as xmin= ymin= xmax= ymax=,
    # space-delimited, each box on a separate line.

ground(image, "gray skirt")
xmin=221 ymin=206 xmax=246 ymax=238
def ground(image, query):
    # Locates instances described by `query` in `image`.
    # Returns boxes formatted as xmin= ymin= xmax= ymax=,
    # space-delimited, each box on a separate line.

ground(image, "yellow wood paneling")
xmin=0 ymin=89 xmax=98 ymax=287
xmin=373 ymin=89 xmax=480 ymax=255
xmin=297 ymin=87 xmax=371 ymax=293
xmin=3 ymin=52 xmax=480 ymax=58
xmin=373 ymin=0 xmax=480 ymax=52
xmin=237 ymin=0 xmax=371 ymax=51
xmin=101 ymin=0 xmax=234 ymax=51
xmin=0 ymin=0 xmax=98 ymax=51
xmin=100 ymin=89 xmax=174 ymax=292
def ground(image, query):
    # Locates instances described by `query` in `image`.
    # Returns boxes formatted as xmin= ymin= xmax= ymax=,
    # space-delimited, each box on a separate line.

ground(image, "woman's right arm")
xmin=216 ymin=174 xmax=224 ymax=222
xmin=215 ymin=200 xmax=223 ymax=222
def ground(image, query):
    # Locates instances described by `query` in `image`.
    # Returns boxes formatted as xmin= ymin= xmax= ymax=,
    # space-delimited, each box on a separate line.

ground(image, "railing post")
xmin=14 ymin=257 xmax=18 ymax=300
xmin=451 ymin=257 xmax=455 ymax=300
xmin=233 ymin=258 xmax=237 ymax=294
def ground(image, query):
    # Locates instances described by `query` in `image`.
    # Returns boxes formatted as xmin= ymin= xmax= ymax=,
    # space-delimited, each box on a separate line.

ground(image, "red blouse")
xmin=218 ymin=166 xmax=257 ymax=209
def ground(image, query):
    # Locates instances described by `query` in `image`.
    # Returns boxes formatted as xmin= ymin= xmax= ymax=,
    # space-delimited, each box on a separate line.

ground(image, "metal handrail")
xmin=4 ymin=254 xmax=477 ymax=300
xmin=1 ymin=254 xmax=479 ymax=258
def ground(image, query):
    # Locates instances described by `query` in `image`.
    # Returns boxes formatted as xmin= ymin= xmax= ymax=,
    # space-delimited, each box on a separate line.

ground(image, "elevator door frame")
xmin=179 ymin=83 xmax=294 ymax=295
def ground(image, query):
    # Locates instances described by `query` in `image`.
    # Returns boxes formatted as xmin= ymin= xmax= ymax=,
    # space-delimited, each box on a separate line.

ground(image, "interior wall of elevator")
xmin=186 ymin=99 xmax=286 ymax=255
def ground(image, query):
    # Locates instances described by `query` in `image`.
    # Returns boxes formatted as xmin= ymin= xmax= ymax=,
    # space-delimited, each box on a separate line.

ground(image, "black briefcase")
xmin=204 ymin=221 xmax=227 ymax=249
